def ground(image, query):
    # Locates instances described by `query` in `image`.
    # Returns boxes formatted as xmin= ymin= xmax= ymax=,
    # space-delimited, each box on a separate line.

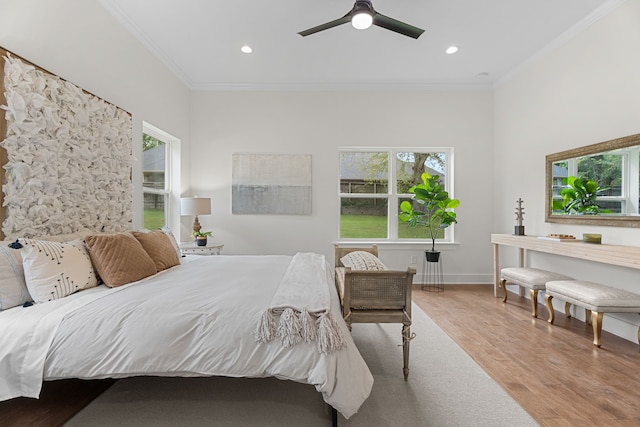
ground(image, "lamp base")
xmin=192 ymin=215 xmax=202 ymax=234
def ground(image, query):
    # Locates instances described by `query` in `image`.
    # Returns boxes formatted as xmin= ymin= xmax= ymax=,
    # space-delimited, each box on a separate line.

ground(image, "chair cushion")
xmin=546 ymin=280 xmax=640 ymax=312
xmin=501 ymin=267 xmax=572 ymax=290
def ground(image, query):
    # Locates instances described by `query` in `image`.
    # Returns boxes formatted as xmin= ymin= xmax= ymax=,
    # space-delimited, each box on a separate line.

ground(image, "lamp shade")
xmin=180 ymin=197 xmax=211 ymax=216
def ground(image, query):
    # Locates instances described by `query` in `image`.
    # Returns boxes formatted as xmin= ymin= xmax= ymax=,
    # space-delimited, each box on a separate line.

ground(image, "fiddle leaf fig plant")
xmin=552 ymin=175 xmax=610 ymax=215
xmin=399 ymin=172 xmax=460 ymax=252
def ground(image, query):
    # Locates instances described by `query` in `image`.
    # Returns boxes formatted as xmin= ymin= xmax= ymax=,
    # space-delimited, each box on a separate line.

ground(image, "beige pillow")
xmin=84 ymin=233 xmax=157 ymax=287
xmin=131 ymin=230 xmax=181 ymax=272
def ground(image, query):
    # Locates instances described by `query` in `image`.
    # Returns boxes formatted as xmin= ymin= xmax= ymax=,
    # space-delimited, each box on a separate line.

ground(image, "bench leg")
xmin=592 ymin=311 xmax=603 ymax=347
xmin=500 ymin=279 xmax=508 ymax=303
xmin=564 ymin=302 xmax=572 ymax=318
xmin=545 ymin=294 xmax=554 ymax=324
xmin=585 ymin=309 xmax=592 ymax=325
xmin=530 ymin=289 xmax=539 ymax=318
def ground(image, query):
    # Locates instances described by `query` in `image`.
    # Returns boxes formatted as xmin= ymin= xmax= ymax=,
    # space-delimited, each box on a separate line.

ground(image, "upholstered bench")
xmin=500 ymin=267 xmax=573 ymax=318
xmin=544 ymin=280 xmax=640 ymax=347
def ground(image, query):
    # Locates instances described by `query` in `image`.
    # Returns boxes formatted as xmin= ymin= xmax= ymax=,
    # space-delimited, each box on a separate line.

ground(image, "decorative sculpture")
xmin=514 ymin=198 xmax=525 ymax=235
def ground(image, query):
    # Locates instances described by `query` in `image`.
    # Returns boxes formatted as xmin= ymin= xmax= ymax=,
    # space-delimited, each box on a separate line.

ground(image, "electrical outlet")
xmin=410 ymin=255 xmax=417 ymax=265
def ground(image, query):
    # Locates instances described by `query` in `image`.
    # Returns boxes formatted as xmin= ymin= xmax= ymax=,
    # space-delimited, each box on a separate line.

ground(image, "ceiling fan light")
xmin=352 ymin=12 xmax=373 ymax=30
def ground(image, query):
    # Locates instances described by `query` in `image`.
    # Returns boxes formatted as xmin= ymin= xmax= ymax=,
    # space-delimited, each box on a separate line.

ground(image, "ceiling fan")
xmin=298 ymin=0 xmax=425 ymax=39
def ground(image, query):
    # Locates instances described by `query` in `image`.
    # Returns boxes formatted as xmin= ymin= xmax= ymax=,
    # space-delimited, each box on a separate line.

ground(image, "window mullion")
xmin=388 ymin=149 xmax=398 ymax=240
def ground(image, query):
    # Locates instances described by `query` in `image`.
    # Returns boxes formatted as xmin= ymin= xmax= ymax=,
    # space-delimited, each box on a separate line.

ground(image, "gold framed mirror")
xmin=545 ymin=133 xmax=640 ymax=228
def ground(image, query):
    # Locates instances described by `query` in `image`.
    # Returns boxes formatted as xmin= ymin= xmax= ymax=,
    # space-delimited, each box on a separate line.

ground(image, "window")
xmin=142 ymin=124 xmax=175 ymax=230
xmin=339 ymin=147 xmax=455 ymax=242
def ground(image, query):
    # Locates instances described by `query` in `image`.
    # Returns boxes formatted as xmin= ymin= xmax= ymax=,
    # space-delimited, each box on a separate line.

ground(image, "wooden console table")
xmin=491 ymin=234 xmax=640 ymax=297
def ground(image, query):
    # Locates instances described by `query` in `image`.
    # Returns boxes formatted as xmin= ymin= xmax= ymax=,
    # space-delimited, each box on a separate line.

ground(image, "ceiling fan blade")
xmin=298 ymin=14 xmax=351 ymax=37
xmin=373 ymin=13 xmax=425 ymax=39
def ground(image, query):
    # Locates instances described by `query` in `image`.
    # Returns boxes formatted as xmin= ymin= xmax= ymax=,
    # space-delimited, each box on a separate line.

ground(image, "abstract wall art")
xmin=232 ymin=153 xmax=312 ymax=215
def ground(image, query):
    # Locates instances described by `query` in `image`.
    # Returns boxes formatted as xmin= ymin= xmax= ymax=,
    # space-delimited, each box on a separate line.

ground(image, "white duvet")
xmin=0 ymin=255 xmax=373 ymax=418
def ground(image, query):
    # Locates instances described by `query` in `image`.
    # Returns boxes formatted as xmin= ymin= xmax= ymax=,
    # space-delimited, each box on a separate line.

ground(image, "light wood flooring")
xmin=2 ymin=284 xmax=639 ymax=426
xmin=413 ymin=284 xmax=640 ymax=426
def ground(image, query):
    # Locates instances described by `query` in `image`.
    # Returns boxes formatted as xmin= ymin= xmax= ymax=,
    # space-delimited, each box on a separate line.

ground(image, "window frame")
xmin=142 ymin=123 xmax=175 ymax=230
xmin=338 ymin=146 xmax=456 ymax=244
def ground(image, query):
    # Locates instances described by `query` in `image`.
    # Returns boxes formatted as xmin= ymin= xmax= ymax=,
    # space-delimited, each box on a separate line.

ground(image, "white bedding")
xmin=0 ymin=254 xmax=373 ymax=418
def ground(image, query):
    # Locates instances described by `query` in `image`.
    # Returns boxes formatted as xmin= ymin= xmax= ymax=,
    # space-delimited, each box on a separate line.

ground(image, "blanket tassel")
xmin=255 ymin=310 xmax=277 ymax=343
xmin=318 ymin=313 xmax=345 ymax=354
xmin=277 ymin=308 xmax=302 ymax=347
xmin=301 ymin=309 xmax=318 ymax=343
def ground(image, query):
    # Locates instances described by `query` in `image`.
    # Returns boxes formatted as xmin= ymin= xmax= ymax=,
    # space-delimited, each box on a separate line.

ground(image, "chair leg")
xmin=343 ymin=311 xmax=352 ymax=332
xmin=402 ymin=323 xmax=411 ymax=380
xmin=500 ymin=279 xmax=508 ymax=303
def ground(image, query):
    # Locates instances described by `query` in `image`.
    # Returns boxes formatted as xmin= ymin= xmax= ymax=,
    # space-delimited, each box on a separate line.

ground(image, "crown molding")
xmin=98 ymin=0 xmax=195 ymax=88
xmin=189 ymin=81 xmax=494 ymax=92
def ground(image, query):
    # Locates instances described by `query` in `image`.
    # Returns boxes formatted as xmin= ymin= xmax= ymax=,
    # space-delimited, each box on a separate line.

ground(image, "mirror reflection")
xmin=545 ymin=133 xmax=640 ymax=227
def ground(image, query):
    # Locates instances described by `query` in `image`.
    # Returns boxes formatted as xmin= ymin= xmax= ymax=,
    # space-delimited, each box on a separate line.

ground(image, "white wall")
xmin=494 ymin=0 xmax=640 ymax=341
xmin=0 ymin=1 xmax=496 ymax=284
xmin=9 ymin=0 xmax=638 ymax=341
xmin=189 ymin=90 xmax=495 ymax=283
xmin=0 ymin=0 xmax=192 ymax=234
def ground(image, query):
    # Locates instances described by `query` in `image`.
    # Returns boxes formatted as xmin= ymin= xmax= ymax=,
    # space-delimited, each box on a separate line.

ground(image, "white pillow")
xmin=0 ymin=243 xmax=30 ymax=310
xmin=340 ymin=251 xmax=388 ymax=271
xmin=22 ymin=239 xmax=98 ymax=303
xmin=161 ymin=226 xmax=182 ymax=260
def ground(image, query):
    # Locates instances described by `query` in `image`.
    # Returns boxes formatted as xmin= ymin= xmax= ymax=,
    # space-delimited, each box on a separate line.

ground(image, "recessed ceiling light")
xmin=445 ymin=46 xmax=458 ymax=54
xmin=241 ymin=45 xmax=253 ymax=54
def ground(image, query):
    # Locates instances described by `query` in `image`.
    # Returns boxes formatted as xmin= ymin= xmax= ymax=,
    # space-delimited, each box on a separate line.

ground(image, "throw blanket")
xmin=255 ymin=252 xmax=345 ymax=354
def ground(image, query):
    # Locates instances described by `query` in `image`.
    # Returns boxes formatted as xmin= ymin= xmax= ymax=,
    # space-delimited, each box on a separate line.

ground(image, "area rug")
xmin=65 ymin=305 xmax=538 ymax=426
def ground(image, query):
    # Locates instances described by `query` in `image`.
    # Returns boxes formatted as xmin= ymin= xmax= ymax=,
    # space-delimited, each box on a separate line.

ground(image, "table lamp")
xmin=180 ymin=196 xmax=211 ymax=234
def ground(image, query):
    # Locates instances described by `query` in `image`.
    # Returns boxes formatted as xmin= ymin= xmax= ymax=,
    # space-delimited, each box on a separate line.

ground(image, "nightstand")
xmin=179 ymin=242 xmax=224 ymax=256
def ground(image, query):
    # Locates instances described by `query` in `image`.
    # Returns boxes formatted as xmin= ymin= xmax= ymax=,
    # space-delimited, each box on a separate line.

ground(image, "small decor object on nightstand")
xmin=514 ymin=198 xmax=525 ymax=236
xmin=193 ymin=231 xmax=212 ymax=246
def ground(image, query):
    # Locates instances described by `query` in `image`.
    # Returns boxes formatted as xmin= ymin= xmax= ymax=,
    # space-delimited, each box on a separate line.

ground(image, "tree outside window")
xmin=339 ymin=148 xmax=454 ymax=242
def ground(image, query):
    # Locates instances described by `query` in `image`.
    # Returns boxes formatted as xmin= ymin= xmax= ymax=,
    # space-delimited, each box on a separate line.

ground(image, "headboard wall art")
xmin=0 ymin=47 xmax=133 ymax=240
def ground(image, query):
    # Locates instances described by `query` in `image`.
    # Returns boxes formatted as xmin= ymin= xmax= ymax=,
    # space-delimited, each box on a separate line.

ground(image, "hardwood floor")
xmin=413 ymin=284 xmax=640 ymax=427
xmin=2 ymin=285 xmax=639 ymax=426
xmin=0 ymin=378 xmax=115 ymax=427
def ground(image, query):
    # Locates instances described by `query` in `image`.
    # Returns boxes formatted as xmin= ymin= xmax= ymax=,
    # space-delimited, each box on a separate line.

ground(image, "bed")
xmin=0 ymin=230 xmax=374 ymax=422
